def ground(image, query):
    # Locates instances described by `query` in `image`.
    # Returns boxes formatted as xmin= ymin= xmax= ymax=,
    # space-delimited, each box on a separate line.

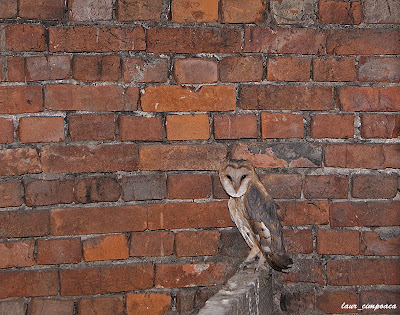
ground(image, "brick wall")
xmin=0 ymin=0 xmax=399 ymax=314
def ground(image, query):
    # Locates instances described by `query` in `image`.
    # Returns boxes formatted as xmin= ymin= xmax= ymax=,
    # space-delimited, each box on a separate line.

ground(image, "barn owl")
xmin=219 ymin=159 xmax=292 ymax=272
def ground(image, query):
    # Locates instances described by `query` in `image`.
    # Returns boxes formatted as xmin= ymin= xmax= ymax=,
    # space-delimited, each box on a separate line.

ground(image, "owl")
xmin=219 ymin=159 xmax=292 ymax=272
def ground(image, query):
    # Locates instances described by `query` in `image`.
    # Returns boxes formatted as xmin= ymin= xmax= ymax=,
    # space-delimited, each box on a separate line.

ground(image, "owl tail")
xmin=266 ymin=252 xmax=293 ymax=272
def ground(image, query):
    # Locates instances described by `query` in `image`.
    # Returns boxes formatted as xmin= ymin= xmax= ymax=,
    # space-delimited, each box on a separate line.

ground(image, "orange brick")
xmin=36 ymin=238 xmax=82 ymax=265
xmin=68 ymin=0 xmax=113 ymax=21
xmin=361 ymin=114 xmax=399 ymax=138
xmin=0 ymin=86 xmax=43 ymax=114
xmin=78 ymin=297 xmax=124 ymax=315
xmin=5 ymin=24 xmax=46 ymax=51
xmin=221 ymin=0 xmax=265 ymax=23
xmin=18 ymin=117 xmax=64 ymax=143
xmin=311 ymin=114 xmax=354 ymax=138
xmin=318 ymin=0 xmax=362 ymax=24
xmin=123 ymin=57 xmax=168 ymax=83
xmin=267 ymin=57 xmax=310 ymax=81
xmin=175 ymin=231 xmax=219 ymax=257
xmin=0 ymin=118 xmax=14 ymax=144
xmin=117 ymin=0 xmax=162 ymax=21
xmin=142 ymin=85 xmax=236 ymax=112
xmin=361 ymin=231 xmax=400 ymax=256
xmin=167 ymin=174 xmax=212 ymax=199
xmin=0 ymin=210 xmax=50 ymax=238
xmin=69 ymin=114 xmax=116 ymax=141
xmin=73 ymin=55 xmax=120 ymax=81
xmin=0 ymin=240 xmax=35 ymax=268
xmin=283 ymin=229 xmax=313 ymax=254
xmin=126 ymin=293 xmax=171 ymax=315
xmin=166 ymin=114 xmax=210 ymax=140
xmin=317 ymin=229 xmax=359 ymax=255
xmin=174 ymin=58 xmax=217 ymax=84
xmin=172 ymin=0 xmax=218 ymax=22
xmin=214 ymin=114 xmax=258 ymax=139
xmin=28 ymin=299 xmax=74 ymax=315
xmin=261 ymin=113 xmax=304 ymax=138
xmin=130 ymin=231 xmax=174 ymax=257
xmin=139 ymin=144 xmax=226 ymax=170
xmin=119 ymin=116 xmax=163 ymax=141
xmin=219 ymin=56 xmax=263 ymax=82
xmin=6 ymin=56 xmax=25 ymax=81
xmin=0 ymin=148 xmax=42 ymax=176
xmin=26 ymin=55 xmax=71 ymax=81
xmin=83 ymin=234 xmax=129 ymax=262
xmin=313 ymin=57 xmax=356 ymax=81
xmin=316 ymin=291 xmax=358 ymax=314
xmin=0 ymin=182 xmax=23 ymax=208
xmin=19 ymin=0 xmax=64 ymax=20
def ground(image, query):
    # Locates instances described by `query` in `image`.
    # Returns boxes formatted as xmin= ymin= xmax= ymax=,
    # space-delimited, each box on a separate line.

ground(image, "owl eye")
xmin=241 ymin=175 xmax=247 ymax=180
xmin=226 ymin=175 xmax=232 ymax=181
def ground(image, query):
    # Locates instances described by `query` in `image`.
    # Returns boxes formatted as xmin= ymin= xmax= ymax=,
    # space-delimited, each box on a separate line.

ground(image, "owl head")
xmin=219 ymin=159 xmax=256 ymax=198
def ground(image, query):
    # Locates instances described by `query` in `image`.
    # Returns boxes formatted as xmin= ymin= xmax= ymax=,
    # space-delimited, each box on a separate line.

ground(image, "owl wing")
xmin=244 ymin=184 xmax=293 ymax=272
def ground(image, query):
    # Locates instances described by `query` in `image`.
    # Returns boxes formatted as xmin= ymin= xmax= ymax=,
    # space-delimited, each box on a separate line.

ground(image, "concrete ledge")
xmin=197 ymin=264 xmax=273 ymax=315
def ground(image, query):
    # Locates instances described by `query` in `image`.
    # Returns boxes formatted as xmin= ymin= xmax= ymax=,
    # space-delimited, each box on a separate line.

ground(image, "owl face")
xmin=219 ymin=160 xmax=255 ymax=198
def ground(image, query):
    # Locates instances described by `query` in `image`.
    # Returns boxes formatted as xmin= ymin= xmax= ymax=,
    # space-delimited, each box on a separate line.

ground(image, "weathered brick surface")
xmin=174 ymin=58 xmax=217 ymax=84
xmin=352 ymin=174 xmax=398 ymax=199
xmin=126 ymin=293 xmax=171 ymax=315
xmin=317 ymin=229 xmax=359 ymax=255
xmin=175 ymin=231 xmax=219 ymax=257
xmin=0 ymin=118 xmax=14 ymax=144
xmin=280 ymin=201 xmax=329 ymax=226
xmin=130 ymin=231 xmax=174 ymax=257
xmin=74 ymin=55 xmax=120 ymax=81
xmin=0 ymin=86 xmax=43 ymax=114
xmin=316 ymin=291 xmax=358 ymax=314
xmin=304 ymin=175 xmax=348 ymax=199
xmin=25 ymin=179 xmax=75 ymax=206
xmin=0 ymin=181 xmax=23 ymax=207
xmin=6 ymin=56 xmax=25 ymax=81
xmin=69 ymin=114 xmax=116 ymax=141
xmin=121 ymin=174 xmax=166 ymax=201
xmin=167 ymin=174 xmax=211 ymax=199
xmin=313 ymin=57 xmax=356 ymax=82
xmin=363 ymin=0 xmax=400 ymax=24
xmin=75 ymin=177 xmax=120 ymax=203
xmin=311 ymin=114 xmax=354 ymax=139
xmin=318 ymin=0 xmax=362 ymax=25
xmin=119 ymin=116 xmax=163 ymax=141
xmin=0 ymin=148 xmax=41 ymax=176
xmin=261 ymin=113 xmax=304 ymax=138
xmin=214 ymin=114 xmax=258 ymax=139
xmin=166 ymin=114 xmax=210 ymax=140
xmin=36 ymin=238 xmax=82 ymax=265
xmin=68 ymin=0 xmax=113 ymax=21
xmin=78 ymin=296 xmax=124 ymax=315
xmin=260 ymin=174 xmax=302 ymax=199
xmin=28 ymin=299 xmax=75 ymax=315
xmin=361 ymin=114 xmax=399 ymax=138
xmin=123 ymin=57 xmax=168 ymax=83
xmin=0 ymin=0 xmax=17 ymax=18
xmin=283 ymin=229 xmax=313 ymax=254
xmin=172 ymin=0 xmax=218 ymax=22
xmin=221 ymin=0 xmax=265 ymax=23
xmin=361 ymin=231 xmax=400 ymax=256
xmin=0 ymin=240 xmax=35 ymax=268
xmin=18 ymin=116 xmax=65 ymax=143
xmin=281 ymin=259 xmax=324 ymax=284
xmin=26 ymin=55 xmax=71 ymax=81
xmin=0 ymin=300 xmax=25 ymax=315
xmin=270 ymin=0 xmax=315 ymax=25
xmin=83 ymin=234 xmax=129 ymax=262
xmin=0 ymin=210 xmax=50 ymax=238
xmin=19 ymin=0 xmax=64 ymax=20
xmin=267 ymin=56 xmax=310 ymax=82
xmin=358 ymin=57 xmax=400 ymax=82
xmin=117 ymin=0 xmax=162 ymax=21
xmin=5 ymin=25 xmax=46 ymax=51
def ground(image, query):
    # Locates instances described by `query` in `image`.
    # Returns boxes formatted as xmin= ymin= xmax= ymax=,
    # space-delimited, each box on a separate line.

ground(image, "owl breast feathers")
xmin=219 ymin=159 xmax=293 ymax=272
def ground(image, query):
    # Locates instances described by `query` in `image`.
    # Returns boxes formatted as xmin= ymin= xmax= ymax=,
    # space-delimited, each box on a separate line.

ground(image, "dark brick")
xmin=120 ymin=175 xmax=166 ymax=201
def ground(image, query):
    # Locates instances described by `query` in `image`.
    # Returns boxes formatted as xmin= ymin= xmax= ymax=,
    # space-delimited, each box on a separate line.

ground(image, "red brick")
xmin=78 ymin=297 xmax=124 ymax=315
xmin=221 ymin=0 xmax=265 ymax=23
xmin=49 ymin=26 xmax=145 ymax=52
xmin=41 ymin=144 xmax=138 ymax=173
xmin=130 ymin=231 xmax=174 ymax=257
xmin=327 ymin=29 xmax=400 ymax=55
xmin=60 ymin=264 xmax=154 ymax=296
xmin=352 ymin=174 xmax=398 ymax=199
xmin=213 ymin=174 xmax=230 ymax=199
xmin=126 ymin=293 xmax=171 ymax=315
xmin=330 ymin=201 xmax=400 ymax=227
xmin=317 ymin=229 xmax=359 ymax=255
xmin=359 ymin=57 xmax=400 ymax=82
xmin=167 ymin=174 xmax=212 ymax=199
xmin=361 ymin=231 xmax=400 ymax=256
xmin=166 ymin=114 xmax=210 ymax=140
xmin=339 ymin=86 xmax=400 ymax=112
xmin=0 ymin=210 xmax=50 ymax=238
xmin=37 ymin=238 xmax=82 ymax=265
xmin=6 ymin=56 xmax=25 ymax=81
xmin=28 ymin=299 xmax=74 ymax=315
xmin=267 ymin=57 xmax=310 ymax=81
xmin=304 ymin=175 xmax=348 ymax=199
xmin=18 ymin=117 xmax=65 ymax=143
xmin=261 ymin=113 xmax=304 ymax=138
xmin=50 ymin=206 xmax=146 ymax=235
xmin=117 ymin=0 xmax=162 ymax=21
xmin=244 ymin=26 xmax=326 ymax=54
xmin=313 ymin=57 xmax=356 ymax=81
xmin=0 ymin=148 xmax=41 ymax=176
xmin=219 ymin=56 xmax=263 ymax=82
xmin=282 ymin=259 xmax=324 ymax=284
xmin=69 ymin=0 xmax=113 ymax=21
xmin=26 ymin=55 xmax=71 ymax=81
xmin=214 ymin=114 xmax=258 ymax=139
xmin=0 ymin=85 xmax=43 ymax=114
xmin=148 ymin=201 xmax=233 ymax=230
xmin=69 ymin=114 xmax=116 ymax=141
xmin=45 ymin=85 xmax=138 ymax=111
xmin=359 ymin=290 xmax=400 ymax=314
xmin=148 ymin=27 xmax=241 ymax=53
xmin=280 ymin=201 xmax=329 ymax=226
xmin=318 ymin=0 xmax=362 ymax=24
xmin=0 ymin=240 xmax=35 ymax=268
xmin=172 ymin=0 xmax=218 ymax=22
xmin=0 ymin=0 xmax=17 ymax=18
xmin=311 ymin=114 xmax=354 ymax=138
xmin=260 ymin=174 xmax=302 ymax=199
xmin=73 ymin=55 xmax=120 ymax=81
xmin=142 ymin=85 xmax=236 ymax=112
xmin=155 ymin=262 xmax=229 ymax=288
xmin=25 ymin=179 xmax=75 ymax=206
xmin=283 ymin=229 xmax=313 ymax=254
xmin=83 ymin=234 xmax=129 ymax=262
xmin=325 ymin=144 xmax=400 ymax=169
xmin=316 ymin=291 xmax=358 ymax=314
xmin=174 ymin=58 xmax=217 ymax=84
xmin=327 ymin=259 xmax=400 ymax=285
xmin=119 ymin=116 xmax=163 ymax=141
xmin=361 ymin=114 xmax=399 ymax=138
xmin=123 ymin=57 xmax=168 ymax=83
xmin=239 ymin=85 xmax=334 ymax=110
xmin=19 ymin=0 xmax=64 ymax=20
xmin=0 ymin=300 xmax=25 ymax=315
xmin=5 ymin=25 xmax=46 ymax=51
xmin=0 ymin=182 xmax=23 ymax=207
xmin=74 ymin=177 xmax=120 ymax=203
xmin=0 ymin=118 xmax=13 ymax=144
xmin=0 ymin=270 xmax=58 ymax=299
xmin=139 ymin=144 xmax=226 ymax=171
xmin=175 ymin=231 xmax=219 ymax=257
